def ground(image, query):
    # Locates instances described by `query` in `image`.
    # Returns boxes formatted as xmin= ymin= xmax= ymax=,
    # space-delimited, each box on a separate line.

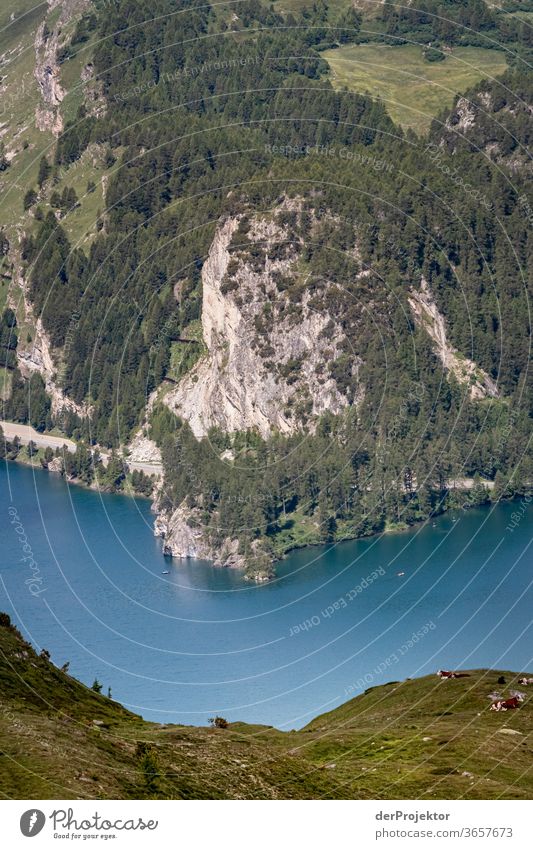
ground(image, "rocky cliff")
xmin=12 ymin=258 xmax=90 ymax=420
xmin=436 ymin=85 xmax=533 ymax=174
xmin=165 ymin=204 xmax=360 ymax=439
xmin=153 ymin=498 xmax=274 ymax=582
xmin=34 ymin=0 xmax=92 ymax=135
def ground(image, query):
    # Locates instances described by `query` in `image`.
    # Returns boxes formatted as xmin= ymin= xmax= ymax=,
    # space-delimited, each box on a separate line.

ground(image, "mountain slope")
xmin=1 ymin=615 xmax=532 ymax=800
xmin=0 ymin=0 xmax=531 ymax=577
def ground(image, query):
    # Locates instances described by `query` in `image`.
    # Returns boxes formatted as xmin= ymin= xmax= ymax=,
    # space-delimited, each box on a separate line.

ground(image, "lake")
xmin=1 ymin=462 xmax=531 ymax=728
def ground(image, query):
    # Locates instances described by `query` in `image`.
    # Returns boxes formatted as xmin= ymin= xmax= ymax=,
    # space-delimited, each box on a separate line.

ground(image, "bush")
xmin=136 ymin=742 xmax=160 ymax=794
xmin=424 ymin=46 xmax=445 ymax=62
xmin=209 ymin=716 xmax=229 ymax=729
xmin=23 ymin=189 xmax=37 ymax=210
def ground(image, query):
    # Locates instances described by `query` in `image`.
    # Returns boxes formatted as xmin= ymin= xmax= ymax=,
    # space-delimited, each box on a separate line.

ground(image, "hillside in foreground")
xmin=1 ymin=615 xmax=531 ymax=800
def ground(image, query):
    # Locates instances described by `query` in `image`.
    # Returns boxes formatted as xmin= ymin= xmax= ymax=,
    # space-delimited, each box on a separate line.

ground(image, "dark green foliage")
xmin=6 ymin=435 xmax=21 ymax=460
xmin=334 ymin=8 xmax=363 ymax=44
xmin=130 ymin=470 xmax=154 ymax=496
xmin=138 ymin=747 xmax=160 ymax=795
xmin=0 ymin=143 xmax=9 ymax=172
xmin=4 ymin=370 xmax=51 ymax=432
xmin=424 ymin=46 xmax=445 ymax=62
xmin=23 ymin=189 xmax=37 ymax=211
xmin=37 ymin=156 xmax=52 ymax=188
xmin=1 ymin=307 xmax=17 ymax=369
xmin=380 ymin=0 xmax=496 ymax=44
xmin=97 ymin=453 xmax=127 ymax=492
xmin=49 ymin=186 xmax=79 ymax=215
xmin=65 ymin=443 xmax=100 ymax=486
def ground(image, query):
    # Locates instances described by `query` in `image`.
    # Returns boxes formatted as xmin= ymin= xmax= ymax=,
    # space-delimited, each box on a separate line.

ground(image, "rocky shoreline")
xmin=152 ymin=498 xmax=275 ymax=583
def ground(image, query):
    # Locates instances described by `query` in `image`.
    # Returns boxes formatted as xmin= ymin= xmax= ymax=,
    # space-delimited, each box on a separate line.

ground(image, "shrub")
xmin=424 ymin=46 xmax=445 ymax=62
xmin=208 ymin=716 xmax=229 ymax=729
xmin=23 ymin=189 xmax=37 ymax=210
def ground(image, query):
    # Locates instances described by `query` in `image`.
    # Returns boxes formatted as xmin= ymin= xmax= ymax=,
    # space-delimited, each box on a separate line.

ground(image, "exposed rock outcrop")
xmin=127 ymin=387 xmax=162 ymax=466
xmin=34 ymin=16 xmax=65 ymax=136
xmin=408 ymin=277 xmax=498 ymax=400
xmin=12 ymin=261 xmax=89 ymax=419
xmin=444 ymin=96 xmax=476 ymax=134
xmin=127 ymin=430 xmax=162 ymax=466
xmin=34 ymin=0 xmax=93 ymax=136
xmin=439 ymin=89 xmax=533 ymax=174
xmin=47 ymin=456 xmax=64 ymax=474
xmin=153 ymin=499 xmax=273 ymax=582
xmin=165 ymin=207 xmax=360 ymax=438
xmin=154 ymin=501 xmax=213 ymax=560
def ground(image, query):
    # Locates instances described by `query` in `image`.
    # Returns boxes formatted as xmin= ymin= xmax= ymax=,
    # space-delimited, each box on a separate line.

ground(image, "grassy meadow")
xmin=322 ymin=43 xmax=508 ymax=133
xmin=1 ymin=616 xmax=532 ymax=800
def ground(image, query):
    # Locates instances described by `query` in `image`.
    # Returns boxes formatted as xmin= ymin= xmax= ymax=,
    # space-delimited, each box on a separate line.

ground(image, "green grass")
xmin=168 ymin=319 xmax=207 ymax=380
xmin=274 ymin=0 xmax=321 ymax=13
xmin=270 ymin=505 xmax=322 ymax=556
xmin=1 ymin=614 xmax=532 ymax=800
xmin=46 ymin=147 xmax=119 ymax=249
xmin=502 ymin=9 xmax=533 ymax=19
xmin=322 ymin=44 xmax=509 ymax=133
xmin=0 ymin=0 xmax=51 ymax=232
xmin=0 ymin=1 xmax=102 ymax=245
xmin=0 ymin=0 xmax=46 ymax=46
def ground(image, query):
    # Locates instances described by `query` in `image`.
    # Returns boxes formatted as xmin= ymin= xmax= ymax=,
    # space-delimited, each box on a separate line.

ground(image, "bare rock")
xmin=165 ymin=203 xmax=361 ymax=438
xmin=408 ymin=277 xmax=498 ymax=400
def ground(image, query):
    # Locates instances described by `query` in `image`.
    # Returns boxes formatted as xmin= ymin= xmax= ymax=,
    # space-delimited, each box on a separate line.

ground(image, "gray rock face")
xmin=165 ymin=205 xmax=358 ymax=438
xmin=153 ymin=498 xmax=273 ymax=581
xmin=154 ymin=501 xmax=213 ymax=560
xmin=34 ymin=0 xmax=93 ymax=136
xmin=13 ymin=265 xmax=90 ymax=420
xmin=408 ymin=277 xmax=498 ymax=401
xmin=127 ymin=431 xmax=162 ymax=465
xmin=47 ymin=456 xmax=64 ymax=473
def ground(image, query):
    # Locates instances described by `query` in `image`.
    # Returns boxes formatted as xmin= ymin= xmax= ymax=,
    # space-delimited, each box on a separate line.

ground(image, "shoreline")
xmin=2 ymin=452 xmax=154 ymax=501
xmin=3 ymin=438 xmax=523 ymax=581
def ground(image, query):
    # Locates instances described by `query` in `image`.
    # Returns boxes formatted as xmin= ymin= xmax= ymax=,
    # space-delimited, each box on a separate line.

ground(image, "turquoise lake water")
xmin=1 ymin=462 xmax=532 ymax=728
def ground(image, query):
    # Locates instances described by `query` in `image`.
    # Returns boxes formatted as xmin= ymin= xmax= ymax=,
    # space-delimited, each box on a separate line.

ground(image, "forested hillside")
xmin=1 ymin=0 xmax=531 ymax=577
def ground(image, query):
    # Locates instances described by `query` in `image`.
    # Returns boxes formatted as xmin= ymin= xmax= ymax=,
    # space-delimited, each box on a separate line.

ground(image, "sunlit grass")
xmin=322 ymin=43 xmax=508 ymax=133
